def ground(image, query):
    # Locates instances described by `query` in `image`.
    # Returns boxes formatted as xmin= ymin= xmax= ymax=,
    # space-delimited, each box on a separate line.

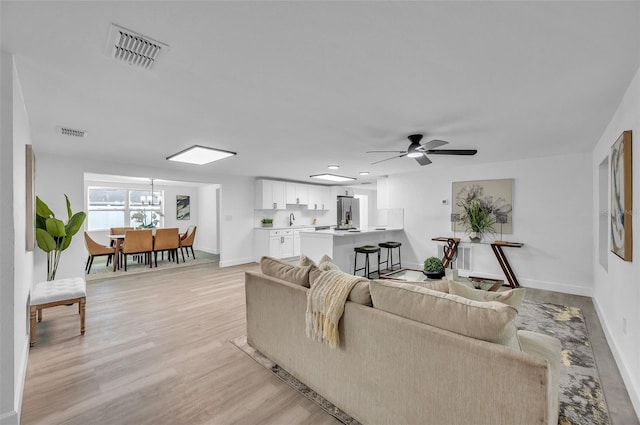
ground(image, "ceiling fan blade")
xmin=371 ymin=153 xmax=407 ymax=165
xmin=418 ymin=139 xmax=449 ymax=151
xmin=366 ymin=150 xmax=408 ymax=154
xmin=424 ymin=149 xmax=478 ymax=155
xmin=414 ymin=153 xmax=432 ymax=166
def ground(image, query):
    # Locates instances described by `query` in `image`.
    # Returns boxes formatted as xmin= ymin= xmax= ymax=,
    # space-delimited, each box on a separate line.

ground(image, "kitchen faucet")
xmin=289 ymin=213 xmax=295 ymax=227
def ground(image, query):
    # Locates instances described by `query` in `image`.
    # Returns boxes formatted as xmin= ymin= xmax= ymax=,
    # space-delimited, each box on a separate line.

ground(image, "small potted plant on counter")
xmin=423 ymin=256 xmax=445 ymax=279
xmin=261 ymin=218 xmax=273 ymax=228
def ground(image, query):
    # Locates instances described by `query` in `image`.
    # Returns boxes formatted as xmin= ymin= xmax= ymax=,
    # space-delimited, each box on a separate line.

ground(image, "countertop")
xmin=255 ymin=225 xmax=329 ymax=231
xmin=300 ymin=227 xmax=404 ymax=236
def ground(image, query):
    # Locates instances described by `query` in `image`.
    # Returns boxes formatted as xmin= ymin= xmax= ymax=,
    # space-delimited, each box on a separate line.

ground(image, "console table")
xmin=432 ymin=237 xmax=524 ymax=288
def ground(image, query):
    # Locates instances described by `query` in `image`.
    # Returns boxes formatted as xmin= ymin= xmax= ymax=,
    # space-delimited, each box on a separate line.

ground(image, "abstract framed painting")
xmin=451 ymin=179 xmax=514 ymax=233
xmin=610 ymin=130 xmax=633 ymax=261
xmin=176 ymin=195 xmax=190 ymax=220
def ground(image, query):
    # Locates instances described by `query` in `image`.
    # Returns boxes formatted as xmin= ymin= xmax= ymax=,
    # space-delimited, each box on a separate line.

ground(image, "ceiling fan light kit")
xmin=366 ymin=134 xmax=477 ymax=166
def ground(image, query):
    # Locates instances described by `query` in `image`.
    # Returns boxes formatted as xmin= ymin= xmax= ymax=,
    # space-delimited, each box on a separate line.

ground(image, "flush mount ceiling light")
xmin=359 ymin=171 xmax=370 ymax=176
xmin=327 ymin=164 xmax=340 ymax=170
xmin=310 ymin=173 xmax=356 ymax=182
xmin=166 ymin=145 xmax=237 ymax=165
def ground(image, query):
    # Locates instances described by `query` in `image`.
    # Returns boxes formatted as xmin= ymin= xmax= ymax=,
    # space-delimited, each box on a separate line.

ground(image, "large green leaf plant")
xmin=35 ymin=195 xmax=86 ymax=281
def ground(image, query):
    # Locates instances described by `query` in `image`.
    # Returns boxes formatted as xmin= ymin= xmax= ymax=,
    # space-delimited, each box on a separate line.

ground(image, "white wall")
xmin=0 ymin=52 xmax=33 ymax=425
xmin=197 ymin=184 xmax=219 ymax=254
xmin=385 ymin=152 xmax=593 ymax=296
xmin=591 ymin=65 xmax=640 ymax=417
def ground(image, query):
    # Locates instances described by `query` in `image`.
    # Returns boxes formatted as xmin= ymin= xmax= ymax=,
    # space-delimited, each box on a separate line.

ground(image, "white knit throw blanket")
xmin=305 ymin=270 xmax=366 ymax=349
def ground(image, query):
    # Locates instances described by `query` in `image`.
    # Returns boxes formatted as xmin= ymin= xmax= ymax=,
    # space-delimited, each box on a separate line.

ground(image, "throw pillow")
xmin=318 ymin=254 xmax=341 ymax=271
xmin=310 ymin=268 xmax=372 ymax=306
xmin=369 ymin=279 xmax=520 ymax=350
xmin=260 ymin=256 xmax=314 ymax=287
xmin=406 ymin=279 xmax=449 ymax=293
xmin=447 ymin=280 xmax=526 ymax=311
xmin=299 ymin=255 xmax=317 ymax=268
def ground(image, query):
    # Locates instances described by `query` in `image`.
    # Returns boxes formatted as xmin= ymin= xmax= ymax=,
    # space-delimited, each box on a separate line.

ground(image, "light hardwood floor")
xmin=21 ymin=263 xmax=638 ymax=425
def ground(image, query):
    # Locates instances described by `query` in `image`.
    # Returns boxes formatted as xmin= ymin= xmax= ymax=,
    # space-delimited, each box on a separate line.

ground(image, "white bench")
xmin=30 ymin=277 xmax=86 ymax=346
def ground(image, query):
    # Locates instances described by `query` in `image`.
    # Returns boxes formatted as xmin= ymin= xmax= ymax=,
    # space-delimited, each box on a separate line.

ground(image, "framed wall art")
xmin=451 ymin=179 xmax=514 ymax=233
xmin=176 ymin=195 xmax=190 ymax=220
xmin=610 ymin=130 xmax=632 ymax=261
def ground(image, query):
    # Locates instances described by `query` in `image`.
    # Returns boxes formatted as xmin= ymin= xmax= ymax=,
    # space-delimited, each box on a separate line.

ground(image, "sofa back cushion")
xmin=369 ymin=279 xmax=520 ymax=349
xmin=260 ymin=256 xmax=314 ymax=287
xmin=447 ymin=280 xmax=526 ymax=311
xmin=309 ymin=268 xmax=372 ymax=306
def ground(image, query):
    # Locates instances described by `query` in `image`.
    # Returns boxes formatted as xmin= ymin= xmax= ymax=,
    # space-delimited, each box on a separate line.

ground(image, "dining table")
xmin=109 ymin=229 xmax=187 ymax=272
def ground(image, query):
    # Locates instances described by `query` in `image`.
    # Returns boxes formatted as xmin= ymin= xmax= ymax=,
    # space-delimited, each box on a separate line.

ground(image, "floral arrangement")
xmin=456 ymin=184 xmax=511 ymax=241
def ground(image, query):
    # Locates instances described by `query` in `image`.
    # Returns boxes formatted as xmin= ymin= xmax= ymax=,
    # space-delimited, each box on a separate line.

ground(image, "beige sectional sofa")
xmin=245 ymin=257 xmax=561 ymax=425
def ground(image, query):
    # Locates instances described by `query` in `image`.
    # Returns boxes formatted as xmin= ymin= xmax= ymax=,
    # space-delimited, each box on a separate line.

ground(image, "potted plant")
xmin=261 ymin=218 xmax=273 ymax=228
xmin=459 ymin=198 xmax=495 ymax=242
xmin=35 ymin=195 xmax=86 ymax=281
xmin=423 ymin=256 xmax=445 ymax=279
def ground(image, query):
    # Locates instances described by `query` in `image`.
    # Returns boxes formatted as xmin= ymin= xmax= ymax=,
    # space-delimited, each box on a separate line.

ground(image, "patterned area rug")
xmin=232 ymin=300 xmax=610 ymax=425
xmin=516 ymin=300 xmax=610 ymax=425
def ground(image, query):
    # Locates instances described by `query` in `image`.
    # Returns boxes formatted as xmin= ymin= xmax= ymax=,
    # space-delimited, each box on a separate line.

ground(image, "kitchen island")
xmin=300 ymin=228 xmax=405 ymax=273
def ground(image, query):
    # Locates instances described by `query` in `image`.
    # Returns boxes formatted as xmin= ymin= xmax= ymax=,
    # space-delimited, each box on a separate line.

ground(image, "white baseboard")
xmin=15 ymin=339 xmax=28 ymax=424
xmin=593 ymin=297 xmax=640 ymax=420
xmin=0 ymin=410 xmax=19 ymax=425
xmin=403 ymin=262 xmax=593 ymax=296
xmin=194 ymin=245 xmax=219 ymax=255
xmin=219 ymin=257 xmax=256 ymax=268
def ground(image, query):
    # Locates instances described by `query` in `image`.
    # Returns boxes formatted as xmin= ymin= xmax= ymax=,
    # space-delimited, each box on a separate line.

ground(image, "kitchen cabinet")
xmin=271 ymin=229 xmax=293 ymax=258
xmin=255 ymin=179 xmax=286 ymax=210
xmin=256 ymin=229 xmax=293 ymax=259
xmin=294 ymin=228 xmax=315 ymax=256
xmin=320 ymin=186 xmax=333 ymax=210
xmin=286 ymin=182 xmax=308 ymax=205
xmin=336 ymin=187 xmax=354 ymax=197
xmin=307 ymin=186 xmax=322 ymax=210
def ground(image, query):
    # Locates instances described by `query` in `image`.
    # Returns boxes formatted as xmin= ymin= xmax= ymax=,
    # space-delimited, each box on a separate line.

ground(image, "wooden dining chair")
xmin=84 ymin=232 xmax=116 ymax=273
xmin=180 ymin=225 xmax=197 ymax=262
xmin=121 ymin=229 xmax=153 ymax=271
xmin=153 ymin=228 xmax=180 ymax=267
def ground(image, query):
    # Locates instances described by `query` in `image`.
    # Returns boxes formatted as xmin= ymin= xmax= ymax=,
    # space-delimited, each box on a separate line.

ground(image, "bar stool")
xmin=379 ymin=241 xmax=402 ymax=272
xmin=354 ymin=245 xmax=381 ymax=278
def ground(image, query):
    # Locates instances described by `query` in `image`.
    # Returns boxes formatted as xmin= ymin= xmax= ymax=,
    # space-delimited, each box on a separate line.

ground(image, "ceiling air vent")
xmin=106 ymin=24 xmax=169 ymax=70
xmin=57 ymin=126 xmax=88 ymax=138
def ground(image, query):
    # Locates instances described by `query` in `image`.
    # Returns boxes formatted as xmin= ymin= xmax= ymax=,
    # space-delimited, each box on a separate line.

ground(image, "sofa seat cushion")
xmin=310 ymin=268 xmax=372 ymax=306
xmin=370 ymin=279 xmax=520 ymax=349
xmin=260 ymin=256 xmax=315 ymax=287
xmin=448 ymin=280 xmax=526 ymax=310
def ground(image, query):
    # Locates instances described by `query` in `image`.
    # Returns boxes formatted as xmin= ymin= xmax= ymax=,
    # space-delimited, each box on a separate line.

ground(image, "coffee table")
xmin=379 ymin=268 xmax=503 ymax=292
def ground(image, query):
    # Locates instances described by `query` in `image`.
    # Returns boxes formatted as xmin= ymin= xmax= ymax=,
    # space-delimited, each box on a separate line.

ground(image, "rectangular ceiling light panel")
xmin=167 ymin=145 xmax=237 ymax=165
xmin=106 ymin=24 xmax=168 ymax=69
xmin=310 ymin=173 xmax=356 ymax=182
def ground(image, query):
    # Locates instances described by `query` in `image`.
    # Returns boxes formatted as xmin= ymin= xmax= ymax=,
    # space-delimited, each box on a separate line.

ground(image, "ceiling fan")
xmin=366 ymin=134 xmax=477 ymax=166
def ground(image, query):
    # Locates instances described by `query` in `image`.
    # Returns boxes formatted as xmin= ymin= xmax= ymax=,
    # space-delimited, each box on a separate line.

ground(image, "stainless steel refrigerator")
xmin=336 ymin=196 xmax=360 ymax=229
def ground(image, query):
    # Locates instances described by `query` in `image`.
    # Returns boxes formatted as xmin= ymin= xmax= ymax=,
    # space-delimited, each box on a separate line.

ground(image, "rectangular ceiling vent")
xmin=57 ymin=126 xmax=88 ymax=138
xmin=106 ymin=24 xmax=169 ymax=70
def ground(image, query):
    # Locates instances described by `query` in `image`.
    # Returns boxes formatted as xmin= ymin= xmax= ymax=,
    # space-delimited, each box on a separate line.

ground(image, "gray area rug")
xmin=85 ymin=250 xmax=219 ymax=281
xmin=232 ymin=300 xmax=610 ymax=425
xmin=516 ymin=300 xmax=610 ymax=425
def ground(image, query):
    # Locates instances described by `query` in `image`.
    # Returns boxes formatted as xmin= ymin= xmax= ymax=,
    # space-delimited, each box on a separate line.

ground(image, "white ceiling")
xmin=2 ymin=1 xmax=639 ymax=184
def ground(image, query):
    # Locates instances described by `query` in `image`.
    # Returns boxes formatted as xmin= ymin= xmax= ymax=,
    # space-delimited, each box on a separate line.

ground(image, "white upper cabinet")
xmin=255 ymin=179 xmax=286 ymax=210
xmin=320 ymin=186 xmax=333 ymax=210
xmin=307 ymin=186 xmax=322 ymax=210
xmin=336 ymin=187 xmax=354 ymax=197
xmin=286 ymin=182 xmax=308 ymax=205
